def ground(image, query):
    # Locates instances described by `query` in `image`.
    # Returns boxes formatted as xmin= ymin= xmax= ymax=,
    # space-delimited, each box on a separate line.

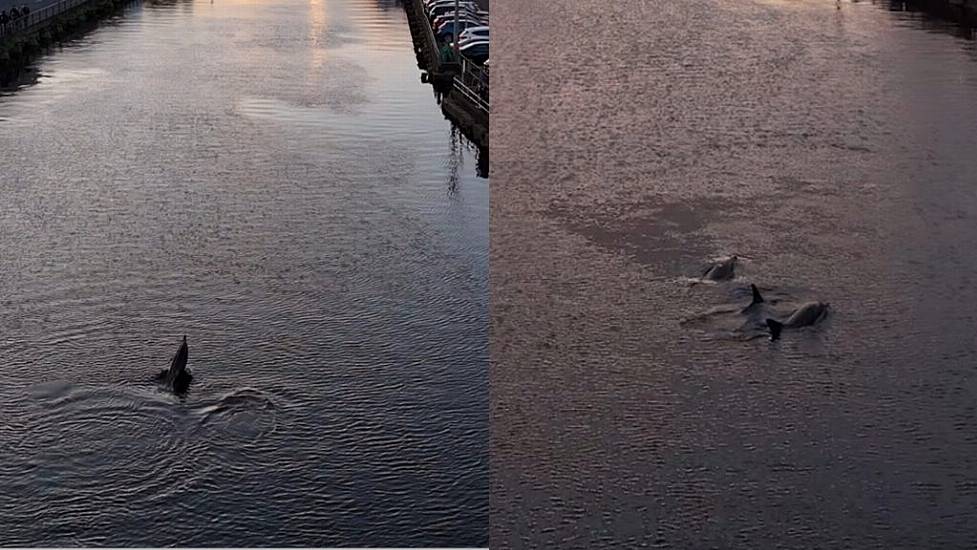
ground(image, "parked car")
xmin=425 ymin=0 xmax=476 ymax=10
xmin=428 ymin=4 xmax=480 ymax=21
xmin=455 ymin=38 xmax=488 ymax=51
xmin=433 ymin=12 xmax=484 ymax=30
xmin=434 ymin=11 xmax=484 ymax=26
xmin=425 ymin=1 xmax=477 ymax=17
xmin=458 ymin=25 xmax=489 ymax=42
xmin=435 ymin=19 xmax=485 ymax=41
xmin=423 ymin=0 xmax=487 ymax=14
xmin=450 ymin=34 xmax=489 ymax=49
xmin=459 ymin=40 xmax=489 ymax=64
xmin=458 ymin=37 xmax=488 ymax=47
xmin=423 ymin=0 xmax=464 ymax=8
xmin=452 ymin=27 xmax=489 ymax=47
xmin=432 ymin=12 xmax=483 ymax=29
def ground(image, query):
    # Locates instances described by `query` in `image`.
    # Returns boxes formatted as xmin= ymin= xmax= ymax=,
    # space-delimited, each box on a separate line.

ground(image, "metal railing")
xmin=0 ymin=0 xmax=92 ymax=39
xmin=406 ymin=0 xmax=489 ymax=113
xmin=454 ymin=55 xmax=488 ymax=113
xmin=419 ymin=2 xmax=441 ymax=69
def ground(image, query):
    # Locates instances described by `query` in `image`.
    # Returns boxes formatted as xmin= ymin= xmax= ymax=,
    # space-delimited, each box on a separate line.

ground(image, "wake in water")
xmin=682 ymin=256 xmax=831 ymax=341
xmin=682 ymin=282 xmax=831 ymax=341
xmin=193 ymin=387 xmax=278 ymax=437
xmin=681 ymin=254 xmax=758 ymax=286
xmin=681 ymin=285 xmax=776 ymax=341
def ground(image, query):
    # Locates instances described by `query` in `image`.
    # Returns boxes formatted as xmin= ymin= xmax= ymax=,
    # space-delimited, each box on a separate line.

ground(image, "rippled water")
xmin=492 ymin=0 xmax=977 ymax=548
xmin=0 ymin=0 xmax=487 ymax=546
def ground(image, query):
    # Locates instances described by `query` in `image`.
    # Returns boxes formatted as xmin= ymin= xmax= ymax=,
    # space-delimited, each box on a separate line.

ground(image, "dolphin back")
xmin=785 ymin=302 xmax=828 ymax=327
xmin=166 ymin=336 xmax=189 ymax=383
xmin=703 ymin=256 xmax=737 ymax=281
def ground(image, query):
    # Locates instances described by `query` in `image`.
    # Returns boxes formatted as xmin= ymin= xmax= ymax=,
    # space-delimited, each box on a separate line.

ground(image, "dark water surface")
xmin=493 ymin=0 xmax=977 ymax=548
xmin=0 ymin=0 xmax=487 ymax=546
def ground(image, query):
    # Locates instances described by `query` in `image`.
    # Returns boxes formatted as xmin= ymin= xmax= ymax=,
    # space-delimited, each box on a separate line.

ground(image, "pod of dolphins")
xmin=701 ymin=256 xmax=829 ymax=340
xmin=151 ymin=256 xmax=820 ymax=396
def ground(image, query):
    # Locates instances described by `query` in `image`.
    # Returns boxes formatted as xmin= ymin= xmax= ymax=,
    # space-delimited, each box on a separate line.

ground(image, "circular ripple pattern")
xmin=0 ymin=0 xmax=487 ymax=546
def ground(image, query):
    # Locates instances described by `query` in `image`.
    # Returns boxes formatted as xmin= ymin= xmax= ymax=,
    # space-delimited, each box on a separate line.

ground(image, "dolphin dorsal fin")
xmin=750 ymin=284 xmax=764 ymax=305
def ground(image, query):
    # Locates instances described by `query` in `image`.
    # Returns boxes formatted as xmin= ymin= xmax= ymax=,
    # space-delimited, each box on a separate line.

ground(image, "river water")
xmin=0 ymin=0 xmax=487 ymax=546
xmin=492 ymin=0 xmax=977 ymax=548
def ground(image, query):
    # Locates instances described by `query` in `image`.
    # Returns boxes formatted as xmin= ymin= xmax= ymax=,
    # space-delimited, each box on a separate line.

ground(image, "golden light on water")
xmin=308 ymin=0 xmax=330 ymax=74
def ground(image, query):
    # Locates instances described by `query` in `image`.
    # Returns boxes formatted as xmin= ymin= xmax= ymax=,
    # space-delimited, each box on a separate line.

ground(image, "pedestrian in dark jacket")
xmin=10 ymin=7 xmax=20 ymax=18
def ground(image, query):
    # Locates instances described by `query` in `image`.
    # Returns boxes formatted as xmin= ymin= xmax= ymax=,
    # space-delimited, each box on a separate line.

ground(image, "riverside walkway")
xmin=0 ymin=0 xmax=92 ymax=39
xmin=1 ymin=0 xmax=47 ymax=13
xmin=403 ymin=0 xmax=489 ymax=148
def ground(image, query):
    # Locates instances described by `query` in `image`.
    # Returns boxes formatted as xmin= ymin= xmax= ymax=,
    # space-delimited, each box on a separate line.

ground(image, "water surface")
xmin=492 ymin=1 xmax=977 ymax=547
xmin=0 ymin=0 xmax=487 ymax=546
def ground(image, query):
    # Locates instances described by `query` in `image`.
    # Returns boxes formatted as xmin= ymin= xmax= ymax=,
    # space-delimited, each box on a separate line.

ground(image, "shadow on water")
xmin=873 ymin=0 xmax=977 ymax=35
xmin=0 ymin=0 xmax=136 ymax=89
xmin=476 ymin=143 xmax=488 ymax=178
xmin=428 ymin=90 xmax=485 ymax=181
xmin=0 ymin=64 xmax=39 ymax=90
xmin=446 ymin=125 xmax=489 ymax=193
xmin=430 ymin=82 xmax=489 ymax=179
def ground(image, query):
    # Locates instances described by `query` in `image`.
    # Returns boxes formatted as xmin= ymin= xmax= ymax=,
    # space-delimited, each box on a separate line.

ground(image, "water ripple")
xmin=0 ymin=0 xmax=487 ymax=546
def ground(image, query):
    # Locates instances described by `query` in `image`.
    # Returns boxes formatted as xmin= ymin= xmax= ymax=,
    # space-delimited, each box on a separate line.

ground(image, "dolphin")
xmin=156 ymin=335 xmax=192 ymax=393
xmin=740 ymin=283 xmax=765 ymax=313
xmin=766 ymin=303 xmax=829 ymax=340
xmin=701 ymin=256 xmax=738 ymax=281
